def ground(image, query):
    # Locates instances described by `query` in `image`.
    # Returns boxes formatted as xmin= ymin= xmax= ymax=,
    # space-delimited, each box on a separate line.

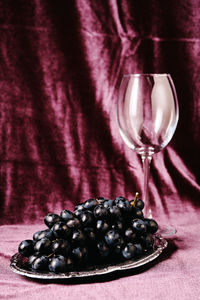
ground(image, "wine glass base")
xmin=157 ymin=225 xmax=177 ymax=238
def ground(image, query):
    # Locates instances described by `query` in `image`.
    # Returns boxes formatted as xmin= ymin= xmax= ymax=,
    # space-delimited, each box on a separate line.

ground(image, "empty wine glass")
xmin=116 ymin=74 xmax=179 ymax=235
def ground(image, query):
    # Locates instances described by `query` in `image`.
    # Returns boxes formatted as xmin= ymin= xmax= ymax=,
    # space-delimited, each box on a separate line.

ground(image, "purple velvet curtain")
xmin=0 ymin=0 xmax=200 ymax=224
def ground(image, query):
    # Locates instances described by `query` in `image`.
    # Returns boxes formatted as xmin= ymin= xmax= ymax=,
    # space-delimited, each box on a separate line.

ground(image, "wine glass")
xmin=116 ymin=73 xmax=179 ymax=236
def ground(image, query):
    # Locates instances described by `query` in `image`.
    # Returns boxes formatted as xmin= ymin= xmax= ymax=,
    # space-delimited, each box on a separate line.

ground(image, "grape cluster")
xmin=18 ymin=196 xmax=158 ymax=273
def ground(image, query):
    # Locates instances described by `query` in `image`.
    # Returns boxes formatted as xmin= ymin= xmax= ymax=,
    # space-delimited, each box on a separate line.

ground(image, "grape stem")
xmin=131 ymin=192 xmax=139 ymax=207
xmin=47 ymin=253 xmax=54 ymax=258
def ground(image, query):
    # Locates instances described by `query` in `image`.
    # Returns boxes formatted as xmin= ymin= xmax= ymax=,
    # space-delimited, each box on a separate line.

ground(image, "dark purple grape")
xmin=96 ymin=240 xmax=110 ymax=258
xmin=112 ymin=220 xmax=124 ymax=233
xmin=114 ymin=196 xmax=126 ymax=205
xmin=60 ymin=210 xmax=74 ymax=222
xmin=18 ymin=240 xmax=34 ymax=257
xmin=117 ymin=200 xmax=132 ymax=215
xmin=34 ymin=237 xmax=52 ymax=254
xmin=140 ymin=233 xmax=154 ymax=250
xmin=96 ymin=219 xmax=110 ymax=234
xmin=93 ymin=205 xmax=109 ymax=219
xmin=74 ymin=209 xmax=84 ymax=218
xmin=66 ymin=217 xmax=81 ymax=229
xmin=52 ymin=239 xmax=71 ymax=256
xmin=72 ymin=246 xmax=88 ymax=262
xmin=52 ymin=222 xmax=71 ymax=239
xmin=74 ymin=203 xmax=85 ymax=212
xmin=124 ymin=227 xmax=137 ymax=243
xmin=83 ymin=227 xmax=96 ymax=244
xmin=44 ymin=213 xmax=60 ymax=228
xmin=102 ymin=199 xmax=113 ymax=209
xmin=144 ymin=219 xmax=158 ymax=234
xmin=134 ymin=243 xmax=143 ymax=256
xmin=27 ymin=253 xmax=40 ymax=266
xmin=104 ymin=230 xmax=121 ymax=247
xmin=131 ymin=219 xmax=147 ymax=234
xmin=135 ymin=198 xmax=144 ymax=210
xmin=32 ymin=255 xmax=49 ymax=271
xmin=130 ymin=198 xmax=144 ymax=210
xmin=122 ymin=243 xmax=137 ymax=260
xmin=134 ymin=208 xmax=144 ymax=219
xmin=108 ymin=206 xmax=121 ymax=220
xmin=48 ymin=255 xmax=67 ymax=273
xmin=71 ymin=230 xmax=86 ymax=245
xmin=33 ymin=229 xmax=55 ymax=241
xmin=83 ymin=198 xmax=99 ymax=211
xmin=65 ymin=257 xmax=74 ymax=271
xmin=33 ymin=230 xmax=43 ymax=241
xmin=113 ymin=236 xmax=124 ymax=254
xmin=78 ymin=210 xmax=94 ymax=227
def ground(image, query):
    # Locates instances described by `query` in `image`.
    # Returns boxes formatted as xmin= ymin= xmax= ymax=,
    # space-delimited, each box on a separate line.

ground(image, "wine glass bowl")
xmin=116 ymin=73 xmax=179 ymax=234
xmin=117 ymin=74 xmax=179 ymax=158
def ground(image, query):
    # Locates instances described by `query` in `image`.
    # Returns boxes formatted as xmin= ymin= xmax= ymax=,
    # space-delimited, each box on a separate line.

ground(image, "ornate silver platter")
xmin=10 ymin=235 xmax=167 ymax=280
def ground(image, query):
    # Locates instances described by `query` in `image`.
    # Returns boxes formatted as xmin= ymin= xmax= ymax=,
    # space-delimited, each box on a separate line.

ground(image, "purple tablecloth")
xmin=1 ymin=211 xmax=199 ymax=300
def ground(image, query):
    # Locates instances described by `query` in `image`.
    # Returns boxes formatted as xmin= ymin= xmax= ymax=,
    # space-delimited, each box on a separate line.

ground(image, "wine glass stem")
xmin=141 ymin=155 xmax=152 ymax=219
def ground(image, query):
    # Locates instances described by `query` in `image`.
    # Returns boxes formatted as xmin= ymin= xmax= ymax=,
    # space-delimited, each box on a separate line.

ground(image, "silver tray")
xmin=10 ymin=235 xmax=167 ymax=280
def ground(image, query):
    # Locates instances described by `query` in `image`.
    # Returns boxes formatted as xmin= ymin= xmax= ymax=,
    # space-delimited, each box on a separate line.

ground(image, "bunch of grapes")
xmin=18 ymin=195 xmax=158 ymax=273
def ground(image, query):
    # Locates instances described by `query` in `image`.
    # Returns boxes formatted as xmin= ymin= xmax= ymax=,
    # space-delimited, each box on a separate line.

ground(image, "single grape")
xmin=74 ymin=203 xmax=85 ymax=212
xmin=111 ymin=220 xmax=124 ymax=233
xmin=131 ymin=219 xmax=147 ymax=234
xmin=140 ymin=233 xmax=154 ymax=250
xmin=78 ymin=210 xmax=94 ymax=227
xmin=93 ymin=205 xmax=109 ymax=219
xmin=65 ymin=257 xmax=74 ymax=271
xmin=144 ymin=219 xmax=158 ymax=234
xmin=83 ymin=198 xmax=99 ymax=211
xmin=18 ymin=240 xmax=34 ymax=257
xmin=60 ymin=210 xmax=74 ymax=222
xmin=122 ymin=243 xmax=137 ymax=260
xmin=96 ymin=219 xmax=110 ymax=234
xmin=74 ymin=209 xmax=84 ymax=218
xmin=124 ymin=227 xmax=137 ymax=243
xmin=83 ymin=227 xmax=96 ymax=244
xmin=116 ymin=199 xmax=132 ymax=214
xmin=130 ymin=198 xmax=144 ymax=210
xmin=113 ymin=236 xmax=124 ymax=255
xmin=71 ymin=229 xmax=86 ymax=245
xmin=102 ymin=199 xmax=113 ymax=209
xmin=133 ymin=208 xmax=144 ymax=219
xmin=72 ymin=246 xmax=88 ymax=262
xmin=134 ymin=243 xmax=144 ymax=256
xmin=52 ymin=239 xmax=71 ymax=256
xmin=114 ymin=197 xmax=126 ymax=205
xmin=34 ymin=237 xmax=52 ymax=254
xmin=44 ymin=213 xmax=60 ymax=228
xmin=136 ymin=198 xmax=144 ymax=210
xmin=66 ymin=217 xmax=81 ymax=230
xmin=96 ymin=240 xmax=110 ymax=258
xmin=33 ymin=229 xmax=55 ymax=241
xmin=48 ymin=255 xmax=67 ymax=273
xmin=52 ymin=222 xmax=71 ymax=239
xmin=27 ymin=253 xmax=40 ymax=266
xmin=104 ymin=229 xmax=121 ymax=247
xmin=32 ymin=255 xmax=49 ymax=271
xmin=108 ymin=206 xmax=121 ymax=220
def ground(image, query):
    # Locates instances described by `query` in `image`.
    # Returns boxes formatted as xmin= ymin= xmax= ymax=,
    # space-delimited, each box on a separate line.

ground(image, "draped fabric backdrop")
xmin=0 ymin=0 xmax=200 ymax=226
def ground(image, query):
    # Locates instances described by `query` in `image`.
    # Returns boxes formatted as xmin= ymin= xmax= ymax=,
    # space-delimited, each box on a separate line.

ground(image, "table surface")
xmin=1 ymin=214 xmax=200 ymax=300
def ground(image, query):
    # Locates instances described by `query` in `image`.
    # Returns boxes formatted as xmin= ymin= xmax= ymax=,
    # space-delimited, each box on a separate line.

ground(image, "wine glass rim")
xmin=123 ymin=73 xmax=171 ymax=77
